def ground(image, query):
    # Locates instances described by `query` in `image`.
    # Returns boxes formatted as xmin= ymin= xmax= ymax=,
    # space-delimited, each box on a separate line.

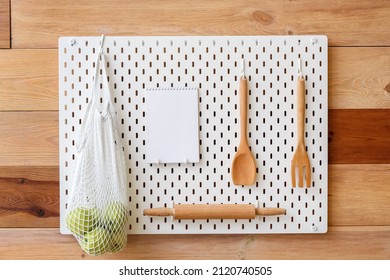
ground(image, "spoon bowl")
xmin=232 ymin=145 xmax=256 ymax=185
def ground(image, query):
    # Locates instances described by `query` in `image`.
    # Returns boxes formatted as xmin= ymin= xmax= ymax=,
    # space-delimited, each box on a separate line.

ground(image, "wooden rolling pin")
xmin=143 ymin=204 xmax=286 ymax=220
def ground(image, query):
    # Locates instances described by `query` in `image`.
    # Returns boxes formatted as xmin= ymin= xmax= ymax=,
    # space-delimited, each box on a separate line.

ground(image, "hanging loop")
xmin=98 ymin=34 xmax=105 ymax=55
xmin=298 ymin=58 xmax=303 ymax=79
xmin=241 ymin=58 xmax=245 ymax=78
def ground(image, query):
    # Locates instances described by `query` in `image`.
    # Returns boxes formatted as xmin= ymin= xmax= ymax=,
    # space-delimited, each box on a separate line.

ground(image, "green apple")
xmin=103 ymin=201 xmax=127 ymax=233
xmin=80 ymin=227 xmax=110 ymax=256
xmin=66 ymin=207 xmax=100 ymax=236
xmin=108 ymin=231 xmax=127 ymax=253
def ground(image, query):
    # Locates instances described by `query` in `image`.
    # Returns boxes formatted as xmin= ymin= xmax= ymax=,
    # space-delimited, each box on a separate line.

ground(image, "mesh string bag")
xmin=65 ymin=39 xmax=128 ymax=256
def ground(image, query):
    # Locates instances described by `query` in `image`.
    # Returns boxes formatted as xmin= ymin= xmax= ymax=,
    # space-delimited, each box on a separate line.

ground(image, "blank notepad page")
xmin=145 ymin=88 xmax=199 ymax=164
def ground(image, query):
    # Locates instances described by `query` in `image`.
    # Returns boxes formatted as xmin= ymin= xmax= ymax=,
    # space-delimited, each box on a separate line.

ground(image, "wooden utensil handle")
xmin=143 ymin=207 xmax=174 ymax=217
xmin=297 ymin=76 xmax=306 ymax=144
xmin=239 ymin=77 xmax=248 ymax=144
xmin=255 ymin=207 xmax=286 ymax=216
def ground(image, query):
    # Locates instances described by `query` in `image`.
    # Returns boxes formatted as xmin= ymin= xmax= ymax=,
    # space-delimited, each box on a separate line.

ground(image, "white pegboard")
xmin=59 ymin=35 xmax=328 ymax=234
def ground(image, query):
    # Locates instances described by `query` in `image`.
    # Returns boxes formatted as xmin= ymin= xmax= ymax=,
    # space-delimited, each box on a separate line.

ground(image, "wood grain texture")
xmin=0 ymin=109 xmax=388 ymax=168
xmin=0 ymin=112 xmax=58 ymax=167
xmin=329 ymin=109 xmax=390 ymax=164
xmin=0 ymin=50 xmax=58 ymax=111
xmin=3 ymin=0 xmax=390 ymax=261
xmin=0 ymin=166 xmax=59 ymax=227
xmin=329 ymin=47 xmax=390 ymax=109
xmin=0 ymin=0 xmax=10 ymax=48
xmin=1 ymin=164 xmax=389 ymax=228
xmin=1 ymin=48 xmax=389 ymax=112
xmin=0 ymin=226 xmax=389 ymax=259
xmin=329 ymin=164 xmax=390 ymax=226
xmin=11 ymin=0 xmax=390 ymax=49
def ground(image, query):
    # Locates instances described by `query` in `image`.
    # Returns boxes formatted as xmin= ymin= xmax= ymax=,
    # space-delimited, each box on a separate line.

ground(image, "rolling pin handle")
xmin=143 ymin=207 xmax=175 ymax=217
xmin=255 ymin=207 xmax=287 ymax=216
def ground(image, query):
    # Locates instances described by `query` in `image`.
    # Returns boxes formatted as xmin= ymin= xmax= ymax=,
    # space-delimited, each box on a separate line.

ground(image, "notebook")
xmin=145 ymin=87 xmax=199 ymax=164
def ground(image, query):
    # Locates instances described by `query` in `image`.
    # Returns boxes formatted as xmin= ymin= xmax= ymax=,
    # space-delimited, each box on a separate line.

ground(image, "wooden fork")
xmin=291 ymin=72 xmax=311 ymax=188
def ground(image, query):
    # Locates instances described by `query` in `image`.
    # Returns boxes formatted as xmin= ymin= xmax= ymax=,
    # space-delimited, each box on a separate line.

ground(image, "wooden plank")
xmin=0 ymin=0 xmax=10 ymax=48
xmin=0 ymin=226 xmax=389 ymax=259
xmin=329 ymin=164 xmax=390 ymax=226
xmin=0 ymin=112 xmax=58 ymax=167
xmin=1 ymin=48 xmax=390 ymax=111
xmin=11 ymin=0 xmax=390 ymax=48
xmin=0 ymin=50 xmax=58 ymax=111
xmin=1 ymin=164 xmax=389 ymax=228
xmin=0 ymin=166 xmax=59 ymax=227
xmin=0 ymin=109 xmax=388 ymax=167
xmin=329 ymin=47 xmax=390 ymax=109
xmin=329 ymin=109 xmax=390 ymax=164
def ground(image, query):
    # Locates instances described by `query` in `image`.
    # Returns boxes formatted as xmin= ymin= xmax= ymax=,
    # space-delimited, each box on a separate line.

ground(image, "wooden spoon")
xmin=231 ymin=71 xmax=256 ymax=186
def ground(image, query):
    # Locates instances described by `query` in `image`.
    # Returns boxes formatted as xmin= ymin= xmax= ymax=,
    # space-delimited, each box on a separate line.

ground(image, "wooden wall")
xmin=0 ymin=0 xmax=389 ymax=259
